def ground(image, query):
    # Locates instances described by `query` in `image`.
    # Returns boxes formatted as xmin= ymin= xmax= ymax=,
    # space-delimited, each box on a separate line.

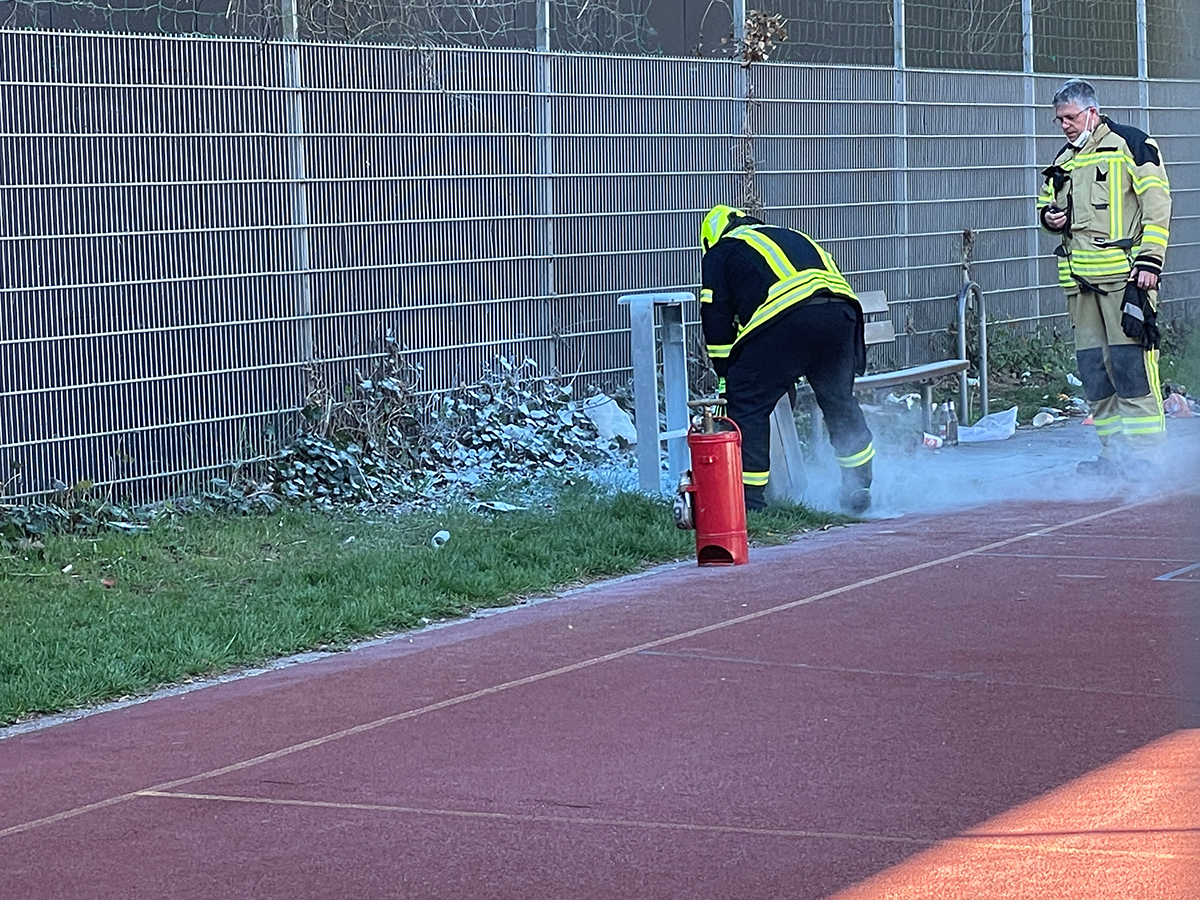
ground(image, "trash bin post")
xmin=618 ymin=292 xmax=694 ymax=494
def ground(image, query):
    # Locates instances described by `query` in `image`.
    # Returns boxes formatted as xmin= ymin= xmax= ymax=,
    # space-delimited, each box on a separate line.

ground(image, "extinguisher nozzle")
xmin=673 ymin=491 xmax=694 ymax=530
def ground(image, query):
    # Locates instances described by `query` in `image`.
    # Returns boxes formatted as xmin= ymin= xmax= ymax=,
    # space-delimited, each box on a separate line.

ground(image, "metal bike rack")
xmin=956 ymin=281 xmax=989 ymax=423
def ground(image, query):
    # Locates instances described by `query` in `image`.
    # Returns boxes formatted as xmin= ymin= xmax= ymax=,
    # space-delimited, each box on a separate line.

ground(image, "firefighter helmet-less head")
xmin=700 ymin=205 xmax=747 ymax=253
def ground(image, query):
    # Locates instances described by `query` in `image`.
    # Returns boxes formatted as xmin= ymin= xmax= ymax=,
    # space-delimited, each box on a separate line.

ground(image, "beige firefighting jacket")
xmin=1037 ymin=116 xmax=1171 ymax=293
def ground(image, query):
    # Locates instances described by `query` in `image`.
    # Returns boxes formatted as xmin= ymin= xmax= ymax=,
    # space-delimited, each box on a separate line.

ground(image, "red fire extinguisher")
xmin=673 ymin=399 xmax=749 ymax=566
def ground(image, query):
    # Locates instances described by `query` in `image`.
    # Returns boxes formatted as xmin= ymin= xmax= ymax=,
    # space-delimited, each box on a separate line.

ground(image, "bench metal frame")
xmin=621 ymin=284 xmax=990 ymax=495
xmin=843 ymin=285 xmax=989 ymax=433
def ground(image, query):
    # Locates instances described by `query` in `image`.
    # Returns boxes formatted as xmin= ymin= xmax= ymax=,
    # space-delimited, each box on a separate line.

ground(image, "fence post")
xmin=892 ymin=0 xmax=910 ymax=364
xmin=281 ymin=0 xmax=313 ymax=366
xmin=536 ymin=0 xmax=557 ymax=374
xmin=1022 ymin=0 xmax=1041 ymax=321
xmin=1135 ymin=0 xmax=1150 ymax=132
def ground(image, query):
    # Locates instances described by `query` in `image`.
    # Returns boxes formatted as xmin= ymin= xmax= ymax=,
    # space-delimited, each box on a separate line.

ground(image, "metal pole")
xmin=281 ymin=0 xmax=313 ymax=365
xmin=892 ymin=0 xmax=910 ymax=364
xmin=536 ymin=0 xmax=557 ymax=373
xmin=733 ymin=0 xmax=750 ymax=210
xmin=626 ymin=299 xmax=662 ymax=493
xmin=1135 ymin=0 xmax=1150 ymax=132
xmin=1022 ymin=0 xmax=1041 ymax=322
xmin=660 ymin=305 xmax=690 ymax=482
xmin=957 ymin=282 xmax=989 ymax=421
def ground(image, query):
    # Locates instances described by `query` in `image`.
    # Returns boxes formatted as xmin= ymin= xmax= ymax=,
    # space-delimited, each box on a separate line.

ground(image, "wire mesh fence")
xmin=0 ymin=20 xmax=1197 ymax=500
xmin=3 ymin=1 xmax=1198 ymax=77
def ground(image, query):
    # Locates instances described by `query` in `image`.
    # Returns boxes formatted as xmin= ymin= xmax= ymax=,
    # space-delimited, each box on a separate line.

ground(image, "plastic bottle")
xmin=938 ymin=402 xmax=950 ymax=439
xmin=946 ymin=401 xmax=959 ymax=445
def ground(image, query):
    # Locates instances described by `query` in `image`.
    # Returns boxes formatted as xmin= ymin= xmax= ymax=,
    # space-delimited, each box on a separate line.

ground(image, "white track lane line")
xmin=0 ymin=498 xmax=1160 ymax=841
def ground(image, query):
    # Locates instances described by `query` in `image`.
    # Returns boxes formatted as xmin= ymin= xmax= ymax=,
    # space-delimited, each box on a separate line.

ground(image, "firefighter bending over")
xmin=1038 ymin=78 xmax=1172 ymax=475
xmin=699 ymin=205 xmax=875 ymax=514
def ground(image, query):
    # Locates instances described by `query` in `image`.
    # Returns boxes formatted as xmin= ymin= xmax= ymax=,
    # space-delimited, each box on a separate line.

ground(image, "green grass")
xmin=0 ymin=483 xmax=841 ymax=727
xmin=1160 ymin=319 xmax=1200 ymax=396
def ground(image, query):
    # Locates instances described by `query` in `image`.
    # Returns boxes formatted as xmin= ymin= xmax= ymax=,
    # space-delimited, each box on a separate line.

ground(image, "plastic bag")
xmin=1164 ymin=392 xmax=1195 ymax=418
xmin=583 ymin=394 xmax=638 ymax=443
xmin=957 ymin=406 xmax=1018 ymax=443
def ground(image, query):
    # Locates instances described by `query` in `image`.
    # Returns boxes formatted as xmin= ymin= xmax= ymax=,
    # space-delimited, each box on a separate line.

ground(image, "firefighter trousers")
xmin=724 ymin=299 xmax=874 ymax=490
xmin=1067 ymin=284 xmax=1165 ymax=452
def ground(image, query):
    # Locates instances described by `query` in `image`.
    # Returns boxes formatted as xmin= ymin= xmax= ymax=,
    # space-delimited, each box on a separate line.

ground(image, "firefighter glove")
xmin=1120 ymin=281 xmax=1160 ymax=350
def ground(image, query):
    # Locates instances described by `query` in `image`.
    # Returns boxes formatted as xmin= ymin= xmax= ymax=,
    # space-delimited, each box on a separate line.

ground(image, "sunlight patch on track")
xmin=823 ymin=729 xmax=1200 ymax=898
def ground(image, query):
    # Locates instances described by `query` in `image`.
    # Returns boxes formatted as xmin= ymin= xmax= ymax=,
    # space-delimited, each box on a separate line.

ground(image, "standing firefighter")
xmin=699 ymin=205 xmax=875 ymax=513
xmin=1038 ymin=79 xmax=1172 ymax=474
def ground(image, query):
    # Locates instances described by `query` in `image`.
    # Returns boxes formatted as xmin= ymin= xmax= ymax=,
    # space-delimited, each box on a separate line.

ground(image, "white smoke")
xmin=796 ymin=406 xmax=1200 ymax=519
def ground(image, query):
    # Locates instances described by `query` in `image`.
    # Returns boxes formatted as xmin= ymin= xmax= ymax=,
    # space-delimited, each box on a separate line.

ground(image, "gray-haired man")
xmin=1037 ymin=78 xmax=1172 ymax=475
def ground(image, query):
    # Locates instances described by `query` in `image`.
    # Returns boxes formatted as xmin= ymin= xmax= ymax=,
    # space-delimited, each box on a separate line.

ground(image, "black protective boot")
xmin=838 ymin=460 xmax=872 ymax=515
xmin=1076 ymin=456 xmax=1121 ymax=478
xmin=743 ymin=485 xmax=767 ymax=512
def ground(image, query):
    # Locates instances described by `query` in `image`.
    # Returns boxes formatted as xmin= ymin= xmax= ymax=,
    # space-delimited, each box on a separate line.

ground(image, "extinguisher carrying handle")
xmin=688 ymin=397 xmax=738 ymax=435
xmin=687 ymin=418 xmax=742 ymax=440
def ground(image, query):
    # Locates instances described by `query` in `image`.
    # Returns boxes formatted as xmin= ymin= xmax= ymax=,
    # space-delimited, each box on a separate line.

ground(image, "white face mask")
xmin=1070 ymin=109 xmax=1095 ymax=149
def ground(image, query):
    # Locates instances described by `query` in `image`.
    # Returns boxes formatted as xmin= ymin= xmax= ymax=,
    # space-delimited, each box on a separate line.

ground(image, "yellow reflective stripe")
xmin=1145 ymin=350 xmax=1163 ymax=409
xmin=771 ymin=270 xmax=855 ymax=302
xmin=1064 ymin=150 xmax=1134 ymax=170
xmin=836 ymin=443 xmax=875 ymax=468
xmin=700 ymin=288 xmax=713 ymax=304
xmin=1141 ymin=224 xmax=1169 ymax=249
xmin=1093 ymin=414 xmax=1122 ymax=436
xmin=738 ymin=272 xmax=853 ymax=339
xmin=1070 ymin=261 xmax=1130 ymax=274
xmin=767 ymin=270 xmax=821 ymax=301
xmin=1067 ymin=247 xmax=1133 ymax=278
xmin=812 ymin=239 xmax=848 ymax=281
xmin=1070 ymin=267 xmax=1130 ymax=280
xmin=1037 ymin=184 xmax=1055 ymax=204
xmin=724 ymin=225 xmax=856 ymax=345
xmin=728 ymin=227 xmax=794 ymax=280
xmin=1071 ymin=248 xmax=1130 ymax=264
xmin=1109 ymin=161 xmax=1121 ymax=240
xmin=1056 ymin=257 xmax=1075 ymax=289
xmin=1123 ymin=416 xmax=1166 ymax=435
xmin=742 ymin=470 xmax=769 ymax=487
xmin=707 ymin=343 xmax=733 ymax=359
xmin=1132 ymin=173 xmax=1169 ymax=192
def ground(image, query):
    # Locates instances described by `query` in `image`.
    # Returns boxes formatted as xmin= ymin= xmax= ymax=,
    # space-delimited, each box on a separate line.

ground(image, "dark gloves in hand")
xmin=1120 ymin=281 xmax=1160 ymax=350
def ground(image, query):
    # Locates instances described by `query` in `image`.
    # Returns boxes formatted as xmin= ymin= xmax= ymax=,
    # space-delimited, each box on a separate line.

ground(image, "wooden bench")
xmin=766 ymin=290 xmax=970 ymax=501
xmin=852 ymin=289 xmax=970 ymax=433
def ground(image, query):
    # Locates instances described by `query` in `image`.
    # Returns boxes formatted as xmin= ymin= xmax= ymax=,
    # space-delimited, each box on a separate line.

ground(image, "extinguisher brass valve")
xmin=687 ymin=397 xmax=727 ymax=434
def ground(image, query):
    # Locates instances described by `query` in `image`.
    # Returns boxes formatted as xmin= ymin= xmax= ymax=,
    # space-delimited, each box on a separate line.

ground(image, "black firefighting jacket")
xmin=700 ymin=224 xmax=862 ymax=377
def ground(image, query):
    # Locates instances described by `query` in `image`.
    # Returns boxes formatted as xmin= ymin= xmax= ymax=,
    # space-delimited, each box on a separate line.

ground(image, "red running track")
xmin=2 ymin=493 xmax=1198 ymax=899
